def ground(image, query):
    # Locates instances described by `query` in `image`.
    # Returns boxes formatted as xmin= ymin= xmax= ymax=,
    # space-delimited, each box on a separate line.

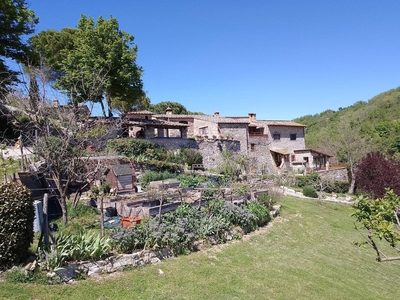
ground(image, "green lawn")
xmin=1 ymin=196 xmax=399 ymax=300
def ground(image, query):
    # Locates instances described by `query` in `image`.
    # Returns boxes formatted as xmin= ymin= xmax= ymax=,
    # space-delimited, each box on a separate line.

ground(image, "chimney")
xmin=165 ymin=107 xmax=172 ymax=115
xmin=53 ymin=98 xmax=59 ymax=107
xmin=248 ymin=112 xmax=256 ymax=122
xmin=214 ymin=111 xmax=220 ymax=117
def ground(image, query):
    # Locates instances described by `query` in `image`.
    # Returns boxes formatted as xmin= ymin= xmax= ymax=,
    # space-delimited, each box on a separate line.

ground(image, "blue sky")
xmin=26 ymin=0 xmax=400 ymax=120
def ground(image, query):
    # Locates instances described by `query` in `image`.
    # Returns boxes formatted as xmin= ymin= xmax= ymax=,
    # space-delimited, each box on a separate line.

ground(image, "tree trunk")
xmin=106 ymin=91 xmax=113 ymax=118
xmin=59 ymin=195 xmax=68 ymax=224
xmin=42 ymin=193 xmax=49 ymax=247
xmin=99 ymin=100 xmax=107 ymax=118
xmin=348 ymin=167 xmax=356 ymax=194
xmin=28 ymin=70 xmax=39 ymax=112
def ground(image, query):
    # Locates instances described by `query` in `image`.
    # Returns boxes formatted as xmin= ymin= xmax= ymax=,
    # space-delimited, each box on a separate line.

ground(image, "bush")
xmin=206 ymin=200 xmax=255 ymax=231
xmin=303 ymin=186 xmax=318 ymax=198
xmin=296 ymin=173 xmax=319 ymax=188
xmin=247 ymin=202 xmax=271 ymax=228
xmin=0 ymin=182 xmax=34 ymax=270
xmin=179 ymin=148 xmax=203 ymax=166
xmin=355 ymin=152 xmax=400 ymax=198
xmin=232 ymin=183 xmax=250 ymax=195
xmin=110 ymin=200 xmax=265 ymax=255
xmin=325 ymin=181 xmax=350 ymax=194
xmin=107 ymin=138 xmax=160 ymax=158
xmin=139 ymin=170 xmax=177 ymax=186
xmin=178 ymin=174 xmax=205 ymax=188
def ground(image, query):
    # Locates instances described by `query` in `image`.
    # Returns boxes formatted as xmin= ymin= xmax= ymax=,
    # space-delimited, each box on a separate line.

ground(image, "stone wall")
xmin=219 ymin=123 xmax=248 ymax=153
xmin=51 ymin=248 xmax=174 ymax=283
xmin=317 ymin=167 xmax=348 ymax=181
xmin=149 ymin=136 xmax=240 ymax=170
xmin=194 ymin=119 xmax=219 ymax=137
xmin=248 ymin=135 xmax=275 ymax=174
xmin=196 ymin=139 xmax=240 ymax=170
xmin=149 ymin=137 xmax=197 ymax=150
xmin=266 ymin=125 xmax=305 ymax=152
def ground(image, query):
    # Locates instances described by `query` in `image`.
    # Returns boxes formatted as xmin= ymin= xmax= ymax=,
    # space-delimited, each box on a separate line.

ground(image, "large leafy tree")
xmin=28 ymin=28 xmax=76 ymax=81
xmin=54 ymin=15 xmax=144 ymax=117
xmin=25 ymin=28 xmax=76 ymax=113
xmin=0 ymin=0 xmax=38 ymax=96
xmin=150 ymin=101 xmax=189 ymax=114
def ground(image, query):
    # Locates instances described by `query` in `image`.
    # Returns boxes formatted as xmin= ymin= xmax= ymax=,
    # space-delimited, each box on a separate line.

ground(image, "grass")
xmin=1 ymin=196 xmax=400 ymax=299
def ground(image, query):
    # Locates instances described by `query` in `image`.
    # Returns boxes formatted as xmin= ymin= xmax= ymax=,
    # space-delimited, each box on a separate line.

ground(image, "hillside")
xmin=294 ymin=86 xmax=400 ymax=161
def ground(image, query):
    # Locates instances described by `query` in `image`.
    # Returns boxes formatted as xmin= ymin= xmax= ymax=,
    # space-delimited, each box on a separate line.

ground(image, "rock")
xmin=87 ymin=266 xmax=102 ymax=277
xmin=25 ymin=260 xmax=38 ymax=272
xmin=55 ymin=266 xmax=76 ymax=283
xmin=46 ymin=272 xmax=57 ymax=279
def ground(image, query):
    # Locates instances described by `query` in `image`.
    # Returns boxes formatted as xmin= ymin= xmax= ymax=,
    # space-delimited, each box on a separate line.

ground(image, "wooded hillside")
xmin=294 ymin=86 xmax=400 ymax=162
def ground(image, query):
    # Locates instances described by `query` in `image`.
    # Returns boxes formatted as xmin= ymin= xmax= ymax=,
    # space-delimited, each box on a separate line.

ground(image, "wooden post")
xmin=100 ymin=196 xmax=104 ymax=237
xmin=42 ymin=193 xmax=49 ymax=246
xmin=198 ymin=189 xmax=202 ymax=209
xmin=158 ymin=181 xmax=164 ymax=223
xmin=19 ymin=135 xmax=25 ymax=171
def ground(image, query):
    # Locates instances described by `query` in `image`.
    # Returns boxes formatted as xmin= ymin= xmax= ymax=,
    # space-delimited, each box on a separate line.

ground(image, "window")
xmin=199 ymin=127 xmax=208 ymax=135
xmin=273 ymin=133 xmax=280 ymax=140
xmin=251 ymin=143 xmax=256 ymax=152
xmin=290 ymin=134 xmax=297 ymax=140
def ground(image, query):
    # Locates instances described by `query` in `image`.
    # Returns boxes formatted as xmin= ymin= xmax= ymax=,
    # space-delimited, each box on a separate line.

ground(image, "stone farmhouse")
xmin=120 ymin=108 xmax=331 ymax=175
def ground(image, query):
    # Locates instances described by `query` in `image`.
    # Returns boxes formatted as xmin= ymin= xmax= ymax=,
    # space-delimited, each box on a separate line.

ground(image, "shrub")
xmin=296 ymin=173 xmax=319 ymax=188
xmin=324 ymin=181 xmax=350 ymax=194
xmin=247 ymin=201 xmax=271 ymax=228
xmin=107 ymin=138 xmax=160 ymax=158
xmin=0 ymin=182 xmax=34 ymax=270
xmin=355 ymin=152 xmax=400 ymax=198
xmin=303 ymin=186 xmax=318 ymax=198
xmin=179 ymin=148 xmax=203 ymax=166
xmin=139 ymin=170 xmax=177 ymax=186
xmin=110 ymin=200 xmax=264 ymax=255
xmin=206 ymin=200 xmax=255 ymax=231
xmin=178 ymin=174 xmax=205 ymax=188
xmin=232 ymin=183 xmax=250 ymax=195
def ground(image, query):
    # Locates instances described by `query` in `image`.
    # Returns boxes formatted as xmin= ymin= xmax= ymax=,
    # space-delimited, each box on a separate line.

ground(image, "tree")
xmin=353 ymin=189 xmax=400 ymax=262
xmin=334 ymin=118 xmax=374 ymax=194
xmin=132 ymin=95 xmax=151 ymax=111
xmin=53 ymin=15 xmax=144 ymax=117
xmin=0 ymin=0 xmax=38 ymax=96
xmin=28 ymin=28 xmax=77 ymax=82
xmin=355 ymin=152 xmax=400 ymax=198
xmin=1 ymin=70 xmax=119 ymax=224
xmin=150 ymin=101 xmax=189 ymax=114
xmin=26 ymin=28 xmax=77 ymax=113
